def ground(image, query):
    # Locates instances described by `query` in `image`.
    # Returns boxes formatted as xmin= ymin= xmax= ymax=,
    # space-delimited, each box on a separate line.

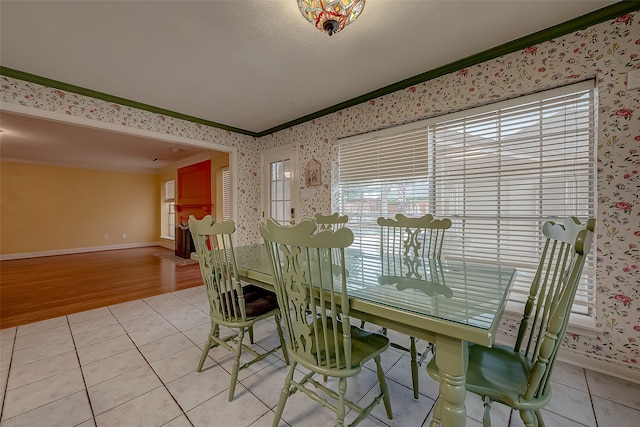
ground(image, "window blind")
xmin=165 ymin=180 xmax=176 ymax=238
xmin=336 ymin=80 xmax=596 ymax=318
xmin=222 ymin=167 xmax=231 ymax=221
xmin=165 ymin=180 xmax=175 ymax=201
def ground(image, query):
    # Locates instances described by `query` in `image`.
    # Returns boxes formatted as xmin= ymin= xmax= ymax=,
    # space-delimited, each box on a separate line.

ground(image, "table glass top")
xmin=233 ymin=244 xmax=516 ymax=331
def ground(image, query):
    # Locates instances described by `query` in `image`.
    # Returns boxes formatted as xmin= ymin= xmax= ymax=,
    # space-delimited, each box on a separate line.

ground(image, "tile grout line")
xmin=107 ymin=299 xmax=197 ymax=427
xmin=584 ymin=368 xmax=599 ymax=427
xmin=168 ymin=288 xmax=297 ymax=425
xmin=0 ymin=327 xmax=16 ymax=423
xmin=6 ymin=291 xmax=638 ymax=427
xmin=67 ymin=315 xmax=98 ymax=426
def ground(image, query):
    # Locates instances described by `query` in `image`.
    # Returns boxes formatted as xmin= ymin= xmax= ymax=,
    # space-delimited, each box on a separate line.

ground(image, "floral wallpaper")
xmin=260 ymin=12 xmax=640 ymax=373
xmin=1 ymin=11 xmax=638 ymax=373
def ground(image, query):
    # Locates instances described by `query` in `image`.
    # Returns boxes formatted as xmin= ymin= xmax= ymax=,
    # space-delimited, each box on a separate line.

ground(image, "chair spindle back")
xmin=261 ymin=218 xmax=356 ymax=371
xmin=189 ymin=215 xmax=247 ymax=325
xmin=515 ymin=217 xmax=595 ymax=400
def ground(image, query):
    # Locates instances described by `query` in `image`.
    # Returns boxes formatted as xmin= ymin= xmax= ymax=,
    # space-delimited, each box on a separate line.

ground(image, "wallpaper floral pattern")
xmin=1 ymin=12 xmax=638 ymax=372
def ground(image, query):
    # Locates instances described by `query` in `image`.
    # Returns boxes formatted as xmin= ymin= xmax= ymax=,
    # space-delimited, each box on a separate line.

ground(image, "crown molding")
xmin=0 ymin=66 xmax=258 ymax=137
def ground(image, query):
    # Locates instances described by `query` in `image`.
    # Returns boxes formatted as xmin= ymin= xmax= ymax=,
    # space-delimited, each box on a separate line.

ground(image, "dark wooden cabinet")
xmin=175 ymin=226 xmax=195 ymax=259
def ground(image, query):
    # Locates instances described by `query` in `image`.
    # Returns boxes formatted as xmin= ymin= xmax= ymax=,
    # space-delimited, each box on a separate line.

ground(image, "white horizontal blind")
xmin=165 ymin=180 xmax=176 ymax=238
xmin=222 ymin=167 xmax=231 ymax=221
xmin=165 ymin=180 xmax=175 ymax=201
xmin=337 ymin=127 xmax=431 ymax=254
xmin=336 ymin=80 xmax=596 ymax=318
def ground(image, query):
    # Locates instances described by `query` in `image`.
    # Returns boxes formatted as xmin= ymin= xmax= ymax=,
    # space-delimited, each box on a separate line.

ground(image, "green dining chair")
xmin=261 ymin=218 xmax=393 ymax=427
xmin=376 ymin=213 xmax=452 ymax=399
xmin=427 ymin=217 xmax=595 ymax=427
xmin=313 ymin=212 xmax=349 ymax=232
xmin=189 ymin=215 xmax=288 ymax=402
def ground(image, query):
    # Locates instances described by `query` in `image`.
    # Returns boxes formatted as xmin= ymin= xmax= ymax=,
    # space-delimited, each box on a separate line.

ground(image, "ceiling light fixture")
xmin=297 ymin=0 xmax=366 ymax=36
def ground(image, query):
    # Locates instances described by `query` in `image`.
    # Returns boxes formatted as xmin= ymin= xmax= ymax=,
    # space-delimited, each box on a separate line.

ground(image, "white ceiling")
xmin=0 ymin=110 xmax=208 ymax=174
xmin=0 ymin=0 xmax=620 ymax=172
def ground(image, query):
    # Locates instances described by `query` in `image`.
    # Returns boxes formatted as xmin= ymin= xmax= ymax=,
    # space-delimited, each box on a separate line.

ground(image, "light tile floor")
xmin=1 ymin=285 xmax=639 ymax=427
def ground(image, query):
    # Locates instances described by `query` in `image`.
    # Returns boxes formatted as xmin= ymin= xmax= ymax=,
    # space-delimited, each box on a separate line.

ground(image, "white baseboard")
xmin=0 ymin=242 xmax=165 ymax=260
xmin=495 ymin=330 xmax=640 ymax=385
xmin=554 ymin=349 xmax=640 ymax=384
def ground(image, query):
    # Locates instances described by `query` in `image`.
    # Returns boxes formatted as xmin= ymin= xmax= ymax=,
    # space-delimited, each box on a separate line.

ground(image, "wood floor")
xmin=0 ymin=246 xmax=204 ymax=329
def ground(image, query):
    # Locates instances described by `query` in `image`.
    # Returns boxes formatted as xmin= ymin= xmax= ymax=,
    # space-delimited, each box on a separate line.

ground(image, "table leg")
xmin=430 ymin=335 xmax=468 ymax=427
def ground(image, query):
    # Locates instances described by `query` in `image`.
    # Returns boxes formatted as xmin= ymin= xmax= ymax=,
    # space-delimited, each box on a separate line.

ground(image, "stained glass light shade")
xmin=297 ymin=0 xmax=366 ymax=36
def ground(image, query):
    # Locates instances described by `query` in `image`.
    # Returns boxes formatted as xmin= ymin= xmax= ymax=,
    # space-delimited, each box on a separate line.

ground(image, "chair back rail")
xmin=377 ymin=213 xmax=452 ymax=258
xmin=313 ymin=212 xmax=349 ymax=232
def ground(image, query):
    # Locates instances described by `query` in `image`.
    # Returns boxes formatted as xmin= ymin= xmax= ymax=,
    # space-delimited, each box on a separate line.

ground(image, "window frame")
xmin=163 ymin=179 xmax=176 ymax=239
xmin=335 ymin=80 xmax=597 ymax=326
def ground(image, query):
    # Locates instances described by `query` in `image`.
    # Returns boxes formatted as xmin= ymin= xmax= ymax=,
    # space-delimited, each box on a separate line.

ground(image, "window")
xmin=220 ymin=167 xmax=231 ymax=221
xmin=261 ymin=146 xmax=298 ymax=225
xmin=164 ymin=179 xmax=175 ymax=238
xmin=336 ymin=81 xmax=596 ymax=319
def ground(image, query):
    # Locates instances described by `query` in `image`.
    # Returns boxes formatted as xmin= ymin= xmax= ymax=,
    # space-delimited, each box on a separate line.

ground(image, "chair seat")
xmin=242 ymin=285 xmax=278 ymax=317
xmin=217 ymin=284 xmax=279 ymax=319
xmin=241 ymin=284 xmax=279 ymax=317
xmin=311 ymin=319 xmax=390 ymax=369
xmin=427 ymin=343 xmax=539 ymax=408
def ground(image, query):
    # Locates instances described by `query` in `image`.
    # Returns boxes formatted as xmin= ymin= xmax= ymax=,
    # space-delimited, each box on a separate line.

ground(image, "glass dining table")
xmin=232 ymin=244 xmax=516 ymax=427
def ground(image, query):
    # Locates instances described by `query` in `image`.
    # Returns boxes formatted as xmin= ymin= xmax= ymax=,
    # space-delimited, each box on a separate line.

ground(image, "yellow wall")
xmin=0 ymin=161 xmax=159 ymax=255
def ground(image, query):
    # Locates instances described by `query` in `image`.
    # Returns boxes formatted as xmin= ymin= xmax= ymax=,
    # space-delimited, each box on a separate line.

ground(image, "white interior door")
xmin=261 ymin=146 xmax=298 ymax=225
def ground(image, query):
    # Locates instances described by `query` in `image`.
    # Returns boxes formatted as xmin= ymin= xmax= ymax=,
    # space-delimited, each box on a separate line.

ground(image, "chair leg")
xmin=374 ymin=355 xmax=393 ymax=420
xmin=272 ymin=362 xmax=297 ymax=427
xmin=417 ymin=341 xmax=434 ymax=366
xmin=249 ymin=325 xmax=254 ymax=344
xmin=483 ymin=395 xmax=492 ymax=427
xmin=197 ymin=322 xmax=218 ymax=372
xmin=197 ymin=337 xmax=212 ymax=372
xmin=519 ymin=409 xmax=539 ymax=427
xmin=534 ymin=410 xmax=545 ymax=427
xmin=410 ymin=337 xmax=419 ymax=399
xmin=336 ymin=377 xmax=347 ymax=427
xmin=228 ymin=327 xmax=245 ymax=401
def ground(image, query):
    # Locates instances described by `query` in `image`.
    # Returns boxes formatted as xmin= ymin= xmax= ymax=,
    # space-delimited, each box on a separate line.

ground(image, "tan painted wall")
xmin=0 ymin=161 xmax=159 ymax=255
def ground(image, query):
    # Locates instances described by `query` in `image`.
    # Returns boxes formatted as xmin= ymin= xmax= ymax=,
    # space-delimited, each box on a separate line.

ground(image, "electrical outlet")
xmin=104 ymin=234 xmax=109 ymax=240
xmin=628 ymin=69 xmax=640 ymax=90
xmin=122 ymin=233 xmax=127 ymax=239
